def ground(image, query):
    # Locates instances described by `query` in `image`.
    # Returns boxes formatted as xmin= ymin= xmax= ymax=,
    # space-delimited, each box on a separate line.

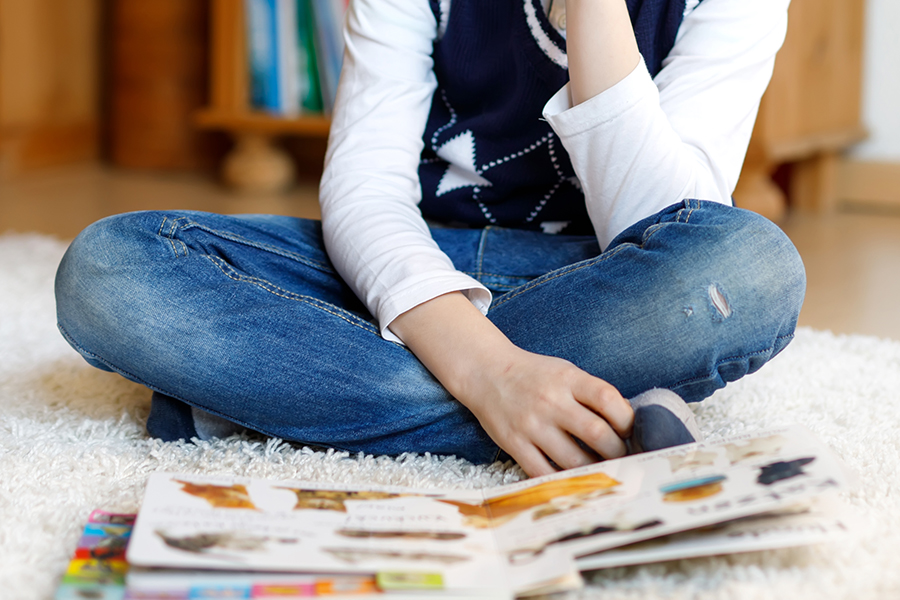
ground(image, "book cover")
xmin=125 ymin=425 xmax=855 ymax=596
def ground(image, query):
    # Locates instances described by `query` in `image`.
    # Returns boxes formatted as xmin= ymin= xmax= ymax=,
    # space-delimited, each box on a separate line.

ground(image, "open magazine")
xmin=125 ymin=425 xmax=856 ymax=597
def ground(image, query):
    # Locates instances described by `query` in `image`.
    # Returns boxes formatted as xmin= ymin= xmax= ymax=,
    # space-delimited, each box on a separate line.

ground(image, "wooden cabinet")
xmin=734 ymin=0 xmax=866 ymax=219
xmin=0 ymin=0 xmax=101 ymax=173
xmin=109 ymin=0 xmax=213 ymax=171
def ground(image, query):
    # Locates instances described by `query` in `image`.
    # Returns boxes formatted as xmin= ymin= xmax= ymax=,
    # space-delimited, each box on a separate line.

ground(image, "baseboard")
xmin=839 ymin=159 xmax=900 ymax=208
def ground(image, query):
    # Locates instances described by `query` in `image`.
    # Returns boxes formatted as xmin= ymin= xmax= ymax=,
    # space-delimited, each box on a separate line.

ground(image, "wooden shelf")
xmin=195 ymin=110 xmax=331 ymax=137
xmin=195 ymin=0 xmax=332 ymax=191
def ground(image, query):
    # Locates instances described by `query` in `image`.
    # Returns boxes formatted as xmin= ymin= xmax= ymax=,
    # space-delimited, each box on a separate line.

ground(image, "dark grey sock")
xmin=628 ymin=388 xmax=702 ymax=454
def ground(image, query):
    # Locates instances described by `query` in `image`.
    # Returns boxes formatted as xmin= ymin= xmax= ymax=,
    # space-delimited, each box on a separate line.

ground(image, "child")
xmin=55 ymin=0 xmax=804 ymax=478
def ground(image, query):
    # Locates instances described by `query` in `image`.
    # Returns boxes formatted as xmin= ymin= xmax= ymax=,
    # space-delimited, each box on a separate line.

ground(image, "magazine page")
xmin=575 ymin=495 xmax=859 ymax=570
xmin=126 ymin=474 xmax=575 ymax=597
xmin=464 ymin=425 xmax=854 ymax=561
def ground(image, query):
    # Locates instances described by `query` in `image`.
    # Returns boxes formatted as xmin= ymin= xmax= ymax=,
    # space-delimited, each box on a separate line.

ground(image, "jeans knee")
xmin=653 ymin=203 xmax=805 ymax=344
xmin=721 ymin=208 xmax=806 ymax=327
xmin=55 ymin=212 xmax=166 ymax=356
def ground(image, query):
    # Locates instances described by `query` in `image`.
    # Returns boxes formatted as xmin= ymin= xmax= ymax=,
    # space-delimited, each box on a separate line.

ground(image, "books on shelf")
xmin=54 ymin=425 xmax=860 ymax=598
xmin=245 ymin=0 xmax=345 ymax=118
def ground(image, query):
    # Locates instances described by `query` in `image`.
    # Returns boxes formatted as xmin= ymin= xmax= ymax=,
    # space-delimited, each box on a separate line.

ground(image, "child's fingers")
xmin=510 ymin=441 xmax=560 ymax=478
xmin=561 ymin=403 xmax=628 ymax=459
xmin=536 ymin=426 xmax=601 ymax=471
xmin=571 ymin=375 xmax=633 ymax=438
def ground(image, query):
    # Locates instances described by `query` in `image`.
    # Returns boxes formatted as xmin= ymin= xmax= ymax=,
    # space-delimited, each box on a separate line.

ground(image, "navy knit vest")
xmin=418 ymin=0 xmax=687 ymax=234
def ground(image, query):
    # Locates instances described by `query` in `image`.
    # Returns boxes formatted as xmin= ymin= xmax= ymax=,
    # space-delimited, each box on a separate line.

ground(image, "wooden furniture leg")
xmin=791 ymin=151 xmax=839 ymax=213
xmin=221 ymin=134 xmax=295 ymax=193
xmin=733 ymin=159 xmax=787 ymax=222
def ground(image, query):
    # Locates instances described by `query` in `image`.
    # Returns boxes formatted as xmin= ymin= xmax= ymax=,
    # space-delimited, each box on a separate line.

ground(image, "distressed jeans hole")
xmin=708 ymin=284 xmax=732 ymax=319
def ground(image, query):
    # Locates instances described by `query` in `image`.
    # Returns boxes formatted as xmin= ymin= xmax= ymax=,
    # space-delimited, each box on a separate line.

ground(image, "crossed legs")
xmin=55 ymin=201 xmax=805 ymax=464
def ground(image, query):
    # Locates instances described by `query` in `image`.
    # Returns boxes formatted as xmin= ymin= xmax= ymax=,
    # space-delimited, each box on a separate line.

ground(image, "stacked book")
xmin=55 ymin=425 xmax=859 ymax=599
xmin=245 ymin=0 xmax=347 ymax=116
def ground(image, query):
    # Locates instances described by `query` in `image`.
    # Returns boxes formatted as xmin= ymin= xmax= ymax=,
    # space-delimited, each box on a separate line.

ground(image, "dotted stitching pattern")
xmin=475 ymin=132 xmax=558 ymax=226
xmin=475 ymin=187 xmax=496 ymax=224
xmin=525 ymin=135 xmax=564 ymax=223
xmin=430 ymin=89 xmax=458 ymax=152
xmin=479 ymin=132 xmax=551 ymax=173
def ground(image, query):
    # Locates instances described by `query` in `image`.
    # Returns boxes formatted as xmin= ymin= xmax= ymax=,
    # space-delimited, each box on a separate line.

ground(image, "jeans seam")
xmin=669 ymin=332 xmax=795 ymax=391
xmin=158 ymin=217 xmax=188 ymax=257
xmin=491 ymin=242 xmax=634 ymax=309
xmin=159 ymin=216 xmax=335 ymax=274
xmin=475 ymin=227 xmax=490 ymax=282
xmin=490 ymin=200 xmax=706 ymax=309
xmin=639 ymin=204 xmax=693 ymax=246
xmin=467 ymin=269 xmax=537 ymax=279
xmin=461 ymin=271 xmax=530 ymax=290
xmin=205 ymin=255 xmax=379 ymax=336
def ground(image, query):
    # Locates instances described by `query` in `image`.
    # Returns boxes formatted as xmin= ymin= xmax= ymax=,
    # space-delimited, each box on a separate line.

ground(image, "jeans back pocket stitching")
xmin=192 ymin=222 xmax=334 ymax=273
xmin=160 ymin=217 xmax=333 ymax=273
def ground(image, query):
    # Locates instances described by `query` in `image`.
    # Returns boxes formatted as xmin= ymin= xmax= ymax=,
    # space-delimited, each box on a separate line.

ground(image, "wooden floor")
xmin=4 ymin=163 xmax=900 ymax=341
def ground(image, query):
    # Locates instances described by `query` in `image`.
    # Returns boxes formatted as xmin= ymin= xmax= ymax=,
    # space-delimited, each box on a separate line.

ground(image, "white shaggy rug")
xmin=2 ymin=232 xmax=900 ymax=599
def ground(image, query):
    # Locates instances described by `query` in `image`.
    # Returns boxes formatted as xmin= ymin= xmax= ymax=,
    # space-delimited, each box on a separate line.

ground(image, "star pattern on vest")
xmin=428 ymin=88 xmax=580 ymax=228
xmin=435 ymin=130 xmax=493 ymax=197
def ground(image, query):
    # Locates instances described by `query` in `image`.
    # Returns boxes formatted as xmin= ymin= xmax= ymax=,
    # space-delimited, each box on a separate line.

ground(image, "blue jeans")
xmin=54 ymin=200 xmax=805 ymax=464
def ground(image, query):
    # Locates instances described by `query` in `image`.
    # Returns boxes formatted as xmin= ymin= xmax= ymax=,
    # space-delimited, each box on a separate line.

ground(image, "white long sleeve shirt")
xmin=319 ymin=0 xmax=790 ymax=343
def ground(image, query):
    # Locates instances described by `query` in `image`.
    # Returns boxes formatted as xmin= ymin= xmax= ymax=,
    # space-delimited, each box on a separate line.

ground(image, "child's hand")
xmin=391 ymin=292 xmax=633 ymax=477
xmin=462 ymin=347 xmax=633 ymax=477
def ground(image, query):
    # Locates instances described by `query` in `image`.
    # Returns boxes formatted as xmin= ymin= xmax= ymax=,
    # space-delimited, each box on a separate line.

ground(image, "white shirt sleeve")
xmin=319 ymin=0 xmax=492 ymax=344
xmin=543 ymin=0 xmax=791 ymax=249
xmin=322 ymin=0 xmax=789 ymax=341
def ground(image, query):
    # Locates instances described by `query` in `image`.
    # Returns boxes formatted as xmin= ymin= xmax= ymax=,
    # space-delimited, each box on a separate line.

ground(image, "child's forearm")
xmin=390 ymin=292 xmax=633 ymax=477
xmin=565 ymin=0 xmax=641 ymax=105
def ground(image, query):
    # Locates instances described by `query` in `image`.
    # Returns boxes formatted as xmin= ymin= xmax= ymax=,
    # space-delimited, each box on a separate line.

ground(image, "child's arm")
xmin=320 ymin=0 xmax=492 ymax=344
xmin=565 ymin=0 xmax=641 ymax=105
xmin=545 ymin=0 xmax=791 ymax=248
xmin=382 ymin=0 xmax=644 ymax=477
xmin=390 ymin=292 xmax=633 ymax=477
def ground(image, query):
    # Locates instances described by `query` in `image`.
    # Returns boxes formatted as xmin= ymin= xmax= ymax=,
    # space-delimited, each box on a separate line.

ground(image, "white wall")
xmin=850 ymin=0 xmax=900 ymax=161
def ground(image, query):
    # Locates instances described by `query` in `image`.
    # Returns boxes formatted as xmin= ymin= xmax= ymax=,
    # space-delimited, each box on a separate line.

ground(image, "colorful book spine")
xmin=296 ymin=0 xmax=324 ymax=113
xmin=54 ymin=510 xmax=381 ymax=598
xmin=310 ymin=0 xmax=346 ymax=114
xmin=246 ymin=0 xmax=282 ymax=113
xmin=54 ymin=510 xmax=135 ymax=600
xmin=276 ymin=0 xmax=300 ymax=116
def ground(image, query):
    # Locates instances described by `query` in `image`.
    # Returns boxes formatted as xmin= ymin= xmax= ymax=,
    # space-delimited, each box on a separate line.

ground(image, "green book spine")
xmin=296 ymin=0 xmax=323 ymax=113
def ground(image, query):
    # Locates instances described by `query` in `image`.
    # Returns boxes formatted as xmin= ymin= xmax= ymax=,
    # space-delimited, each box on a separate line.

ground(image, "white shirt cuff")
xmin=542 ymin=59 xmax=656 ymax=137
xmin=380 ymin=276 xmax=492 ymax=344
